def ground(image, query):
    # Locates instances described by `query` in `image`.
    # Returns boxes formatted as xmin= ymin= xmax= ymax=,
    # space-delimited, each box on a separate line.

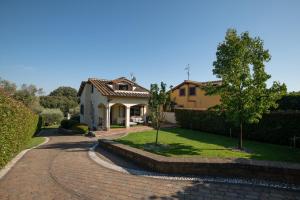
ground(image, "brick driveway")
xmin=0 ymin=129 xmax=299 ymax=200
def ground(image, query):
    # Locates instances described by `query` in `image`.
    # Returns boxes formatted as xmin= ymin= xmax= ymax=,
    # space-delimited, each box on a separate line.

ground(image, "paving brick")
xmin=0 ymin=128 xmax=299 ymax=200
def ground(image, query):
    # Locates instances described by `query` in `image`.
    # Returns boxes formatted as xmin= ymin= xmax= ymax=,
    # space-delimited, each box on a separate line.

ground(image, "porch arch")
xmin=110 ymin=103 xmax=127 ymax=127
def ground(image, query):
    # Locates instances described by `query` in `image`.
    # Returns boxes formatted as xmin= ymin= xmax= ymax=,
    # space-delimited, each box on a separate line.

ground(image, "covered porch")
xmin=97 ymin=102 xmax=147 ymax=130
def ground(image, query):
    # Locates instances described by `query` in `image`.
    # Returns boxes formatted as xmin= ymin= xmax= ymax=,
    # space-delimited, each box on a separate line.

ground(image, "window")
xmin=189 ymin=87 xmax=196 ymax=96
xmin=179 ymin=88 xmax=186 ymax=96
xmin=91 ymin=85 xmax=94 ymax=93
xmin=118 ymin=84 xmax=129 ymax=90
xmin=80 ymin=104 xmax=84 ymax=115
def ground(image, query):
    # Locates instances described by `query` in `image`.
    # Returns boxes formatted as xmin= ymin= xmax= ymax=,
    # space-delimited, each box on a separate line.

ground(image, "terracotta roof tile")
xmin=78 ymin=78 xmax=150 ymax=98
xmin=171 ymin=80 xmax=222 ymax=91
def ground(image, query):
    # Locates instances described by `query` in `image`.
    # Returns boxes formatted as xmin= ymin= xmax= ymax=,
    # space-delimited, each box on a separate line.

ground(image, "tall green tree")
xmin=149 ymin=82 xmax=168 ymax=144
xmin=49 ymin=86 xmax=77 ymax=99
xmin=40 ymin=86 xmax=78 ymax=114
xmin=207 ymin=29 xmax=286 ymax=149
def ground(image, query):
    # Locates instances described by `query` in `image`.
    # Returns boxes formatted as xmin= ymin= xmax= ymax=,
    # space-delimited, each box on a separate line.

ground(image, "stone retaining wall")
xmin=98 ymin=139 xmax=300 ymax=184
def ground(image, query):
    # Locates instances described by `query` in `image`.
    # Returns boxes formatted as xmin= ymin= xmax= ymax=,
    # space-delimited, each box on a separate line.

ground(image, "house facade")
xmin=78 ymin=77 xmax=149 ymax=130
xmin=170 ymin=80 xmax=221 ymax=110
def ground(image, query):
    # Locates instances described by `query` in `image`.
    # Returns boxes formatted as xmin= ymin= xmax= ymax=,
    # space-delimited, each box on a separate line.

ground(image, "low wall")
xmin=98 ymin=139 xmax=300 ymax=185
xmin=163 ymin=112 xmax=176 ymax=124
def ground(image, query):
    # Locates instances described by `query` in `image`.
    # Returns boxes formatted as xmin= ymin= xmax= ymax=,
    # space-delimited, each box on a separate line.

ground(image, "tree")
xmin=207 ymin=29 xmax=286 ymax=149
xmin=40 ymin=86 xmax=78 ymax=114
xmin=0 ymin=77 xmax=17 ymax=95
xmin=40 ymin=108 xmax=64 ymax=126
xmin=149 ymin=82 xmax=168 ymax=144
xmin=49 ymin=86 xmax=77 ymax=99
xmin=0 ymin=78 xmax=44 ymax=113
xmin=162 ymin=86 xmax=174 ymax=112
xmin=13 ymin=84 xmax=44 ymax=112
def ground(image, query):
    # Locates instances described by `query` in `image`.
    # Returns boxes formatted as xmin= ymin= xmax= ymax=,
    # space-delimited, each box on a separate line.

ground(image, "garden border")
xmin=98 ymin=139 xmax=300 ymax=185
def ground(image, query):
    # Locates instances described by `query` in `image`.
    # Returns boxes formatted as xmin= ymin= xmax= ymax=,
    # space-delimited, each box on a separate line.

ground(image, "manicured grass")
xmin=116 ymin=128 xmax=300 ymax=163
xmin=23 ymin=137 xmax=46 ymax=150
xmin=110 ymin=124 xmax=126 ymax=129
xmin=42 ymin=124 xmax=60 ymax=129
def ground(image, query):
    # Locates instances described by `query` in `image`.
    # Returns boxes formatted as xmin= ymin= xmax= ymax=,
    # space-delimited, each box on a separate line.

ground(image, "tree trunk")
xmin=155 ymin=128 xmax=159 ymax=145
xmin=238 ymin=122 xmax=243 ymax=149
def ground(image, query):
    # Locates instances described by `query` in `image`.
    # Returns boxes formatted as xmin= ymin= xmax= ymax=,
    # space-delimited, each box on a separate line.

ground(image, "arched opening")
xmin=110 ymin=103 xmax=126 ymax=128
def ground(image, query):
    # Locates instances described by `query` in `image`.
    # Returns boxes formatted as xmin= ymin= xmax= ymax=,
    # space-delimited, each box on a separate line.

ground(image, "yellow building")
xmin=170 ymin=80 xmax=222 ymax=110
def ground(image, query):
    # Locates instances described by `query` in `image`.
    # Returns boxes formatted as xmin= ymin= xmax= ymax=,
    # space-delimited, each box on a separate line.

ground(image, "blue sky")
xmin=0 ymin=0 xmax=300 ymax=94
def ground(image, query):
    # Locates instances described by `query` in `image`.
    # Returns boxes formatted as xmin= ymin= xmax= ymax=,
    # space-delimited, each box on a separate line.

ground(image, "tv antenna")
xmin=185 ymin=64 xmax=190 ymax=80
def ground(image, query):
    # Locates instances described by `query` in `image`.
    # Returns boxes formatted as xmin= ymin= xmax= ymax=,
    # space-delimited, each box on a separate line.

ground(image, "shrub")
xmin=70 ymin=123 xmax=89 ymax=134
xmin=40 ymin=108 xmax=64 ymax=126
xmin=0 ymin=91 xmax=41 ymax=168
xmin=175 ymin=109 xmax=300 ymax=146
xmin=70 ymin=114 xmax=80 ymax=122
xmin=60 ymin=119 xmax=78 ymax=129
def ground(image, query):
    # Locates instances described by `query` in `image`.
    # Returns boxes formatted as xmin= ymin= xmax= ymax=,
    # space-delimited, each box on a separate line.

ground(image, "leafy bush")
xmin=175 ymin=109 xmax=300 ymax=146
xmin=70 ymin=123 xmax=89 ymax=134
xmin=0 ymin=91 xmax=41 ymax=168
xmin=40 ymin=108 xmax=64 ymax=126
xmin=60 ymin=119 xmax=78 ymax=129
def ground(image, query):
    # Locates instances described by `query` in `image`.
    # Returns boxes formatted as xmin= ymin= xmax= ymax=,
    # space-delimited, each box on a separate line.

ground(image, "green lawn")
xmin=42 ymin=124 xmax=60 ymax=129
xmin=110 ymin=124 xmax=126 ymax=129
xmin=23 ymin=137 xmax=46 ymax=150
xmin=116 ymin=128 xmax=300 ymax=163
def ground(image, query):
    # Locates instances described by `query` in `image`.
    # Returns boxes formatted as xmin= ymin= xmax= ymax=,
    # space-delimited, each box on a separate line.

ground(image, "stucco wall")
xmin=109 ymin=97 xmax=149 ymax=107
xmin=80 ymin=83 xmax=107 ymax=129
xmin=171 ymin=83 xmax=220 ymax=109
xmin=91 ymin=87 xmax=107 ymax=128
xmin=80 ymin=84 xmax=149 ymax=130
xmin=163 ymin=112 xmax=176 ymax=124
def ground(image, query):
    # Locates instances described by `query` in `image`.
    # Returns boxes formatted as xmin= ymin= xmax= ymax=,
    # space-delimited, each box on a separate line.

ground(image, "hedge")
xmin=175 ymin=109 xmax=300 ymax=146
xmin=60 ymin=119 xmax=78 ymax=129
xmin=70 ymin=123 xmax=89 ymax=134
xmin=277 ymin=94 xmax=300 ymax=110
xmin=0 ymin=91 xmax=41 ymax=168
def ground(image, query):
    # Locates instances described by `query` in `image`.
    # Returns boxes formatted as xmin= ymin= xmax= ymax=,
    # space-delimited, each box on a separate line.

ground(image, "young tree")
xmin=207 ymin=29 xmax=286 ymax=149
xmin=149 ymin=82 xmax=168 ymax=144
